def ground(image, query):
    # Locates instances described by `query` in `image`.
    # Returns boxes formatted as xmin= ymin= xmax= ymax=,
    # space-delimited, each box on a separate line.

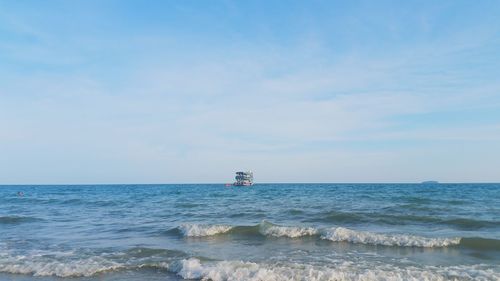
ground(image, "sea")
xmin=0 ymin=183 xmax=499 ymax=281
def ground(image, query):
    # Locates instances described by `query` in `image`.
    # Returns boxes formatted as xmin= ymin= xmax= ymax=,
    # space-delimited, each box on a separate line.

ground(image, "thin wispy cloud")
xmin=1 ymin=1 xmax=499 ymax=183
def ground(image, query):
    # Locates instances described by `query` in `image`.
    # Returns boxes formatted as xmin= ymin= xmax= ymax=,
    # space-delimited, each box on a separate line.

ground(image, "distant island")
xmin=421 ymin=181 xmax=439 ymax=184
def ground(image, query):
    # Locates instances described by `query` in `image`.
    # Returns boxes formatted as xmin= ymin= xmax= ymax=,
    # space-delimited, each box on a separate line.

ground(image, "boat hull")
xmin=233 ymin=182 xmax=253 ymax=186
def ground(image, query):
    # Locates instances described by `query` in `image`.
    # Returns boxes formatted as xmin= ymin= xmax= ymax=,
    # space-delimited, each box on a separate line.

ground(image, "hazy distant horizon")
xmin=2 ymin=181 xmax=500 ymax=186
xmin=1 ymin=1 xmax=500 ymax=184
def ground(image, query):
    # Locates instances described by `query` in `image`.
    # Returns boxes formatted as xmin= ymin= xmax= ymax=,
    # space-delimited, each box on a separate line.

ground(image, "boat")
xmin=233 ymin=171 xmax=253 ymax=186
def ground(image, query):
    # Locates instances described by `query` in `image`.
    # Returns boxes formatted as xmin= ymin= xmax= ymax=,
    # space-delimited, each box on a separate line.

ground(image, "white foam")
xmin=321 ymin=227 xmax=462 ymax=247
xmin=178 ymin=223 xmax=233 ymax=237
xmin=0 ymin=255 xmax=122 ymax=277
xmin=176 ymin=222 xmax=461 ymax=247
xmin=259 ymin=222 xmax=318 ymax=238
xmin=1 ymin=249 xmax=497 ymax=280
xmin=0 ymin=249 xmax=173 ymax=277
xmin=170 ymin=258 xmax=500 ymax=281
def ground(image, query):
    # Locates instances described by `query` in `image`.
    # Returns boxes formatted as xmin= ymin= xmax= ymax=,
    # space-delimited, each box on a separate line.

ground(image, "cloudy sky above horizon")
xmin=1 ymin=0 xmax=500 ymax=184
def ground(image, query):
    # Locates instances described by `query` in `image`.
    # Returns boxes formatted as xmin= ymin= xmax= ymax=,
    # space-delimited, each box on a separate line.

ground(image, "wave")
xmin=0 ymin=215 xmax=40 ymax=224
xmin=177 ymin=224 xmax=233 ymax=237
xmin=442 ymin=218 xmax=499 ymax=230
xmin=1 ymin=247 xmax=499 ymax=280
xmin=0 ymin=247 xmax=185 ymax=277
xmin=170 ymin=258 xmax=500 ymax=281
xmin=311 ymin=211 xmax=499 ymax=230
xmin=460 ymin=237 xmax=500 ymax=251
xmin=175 ymin=222 xmax=318 ymax=239
xmin=258 ymin=221 xmax=318 ymax=238
xmin=174 ymin=222 xmax=463 ymax=248
xmin=0 ymin=255 xmax=124 ymax=277
xmin=321 ymin=227 xmax=460 ymax=247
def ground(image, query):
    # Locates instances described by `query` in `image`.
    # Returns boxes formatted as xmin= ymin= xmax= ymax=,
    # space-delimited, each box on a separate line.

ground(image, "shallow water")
xmin=0 ymin=184 xmax=499 ymax=280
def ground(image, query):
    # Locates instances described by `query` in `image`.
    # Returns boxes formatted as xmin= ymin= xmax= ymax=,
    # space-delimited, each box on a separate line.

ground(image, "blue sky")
xmin=1 ymin=0 xmax=499 ymax=183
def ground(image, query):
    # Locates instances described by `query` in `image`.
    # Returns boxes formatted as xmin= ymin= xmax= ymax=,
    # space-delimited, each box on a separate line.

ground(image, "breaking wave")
xmin=0 ymin=255 xmax=123 ymax=277
xmin=310 ymin=211 xmax=500 ymax=230
xmin=177 ymin=224 xmax=233 ymax=237
xmin=258 ymin=222 xmax=318 ymax=238
xmin=174 ymin=221 xmax=463 ymax=248
xmin=321 ymin=227 xmax=460 ymax=247
xmin=170 ymin=258 xmax=499 ymax=281
xmin=0 ymin=247 xmax=184 ymax=277
xmin=1 ymin=247 xmax=498 ymax=280
xmin=175 ymin=222 xmax=319 ymax=239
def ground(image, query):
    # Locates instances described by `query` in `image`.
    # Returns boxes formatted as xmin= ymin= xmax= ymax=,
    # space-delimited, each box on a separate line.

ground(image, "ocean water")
xmin=0 ymin=183 xmax=499 ymax=281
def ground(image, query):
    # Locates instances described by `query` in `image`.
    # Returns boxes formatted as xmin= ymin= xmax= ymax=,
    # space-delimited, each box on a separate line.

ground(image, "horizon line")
xmin=1 ymin=182 xmax=499 ymax=186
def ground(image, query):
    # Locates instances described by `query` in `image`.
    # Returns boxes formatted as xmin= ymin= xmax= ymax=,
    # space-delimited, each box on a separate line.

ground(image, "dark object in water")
xmin=233 ymin=171 xmax=253 ymax=186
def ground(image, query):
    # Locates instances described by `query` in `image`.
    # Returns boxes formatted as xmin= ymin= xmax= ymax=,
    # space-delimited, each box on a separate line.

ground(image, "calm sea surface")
xmin=0 ymin=184 xmax=499 ymax=280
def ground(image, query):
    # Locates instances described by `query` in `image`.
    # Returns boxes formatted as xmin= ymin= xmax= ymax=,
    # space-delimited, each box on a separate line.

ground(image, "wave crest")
xmin=170 ymin=258 xmax=499 ymax=281
xmin=321 ymin=227 xmax=461 ymax=247
xmin=0 ymin=255 xmax=123 ymax=277
xmin=1 ymin=248 xmax=498 ymax=280
xmin=258 ymin=221 xmax=318 ymax=238
xmin=178 ymin=224 xmax=233 ymax=237
xmin=174 ymin=222 xmax=462 ymax=248
xmin=0 ymin=247 xmax=182 ymax=277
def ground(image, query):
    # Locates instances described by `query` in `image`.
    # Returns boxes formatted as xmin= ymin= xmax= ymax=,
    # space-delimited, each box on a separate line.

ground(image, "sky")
xmin=1 ymin=0 xmax=500 ymax=184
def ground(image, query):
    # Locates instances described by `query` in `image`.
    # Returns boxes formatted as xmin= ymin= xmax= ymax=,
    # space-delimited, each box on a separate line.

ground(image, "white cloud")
xmin=1 ymin=13 xmax=500 ymax=183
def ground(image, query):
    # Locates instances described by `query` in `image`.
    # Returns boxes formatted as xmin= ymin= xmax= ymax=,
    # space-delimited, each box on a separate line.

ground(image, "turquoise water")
xmin=0 ymin=184 xmax=499 ymax=280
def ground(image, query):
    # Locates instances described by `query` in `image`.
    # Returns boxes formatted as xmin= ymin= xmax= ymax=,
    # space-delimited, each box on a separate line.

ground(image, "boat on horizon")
xmin=232 ymin=171 xmax=253 ymax=186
